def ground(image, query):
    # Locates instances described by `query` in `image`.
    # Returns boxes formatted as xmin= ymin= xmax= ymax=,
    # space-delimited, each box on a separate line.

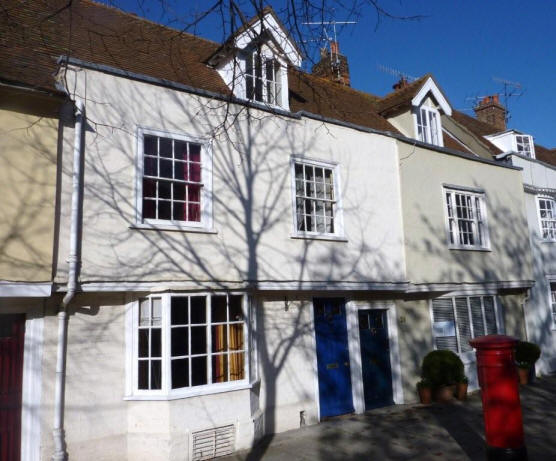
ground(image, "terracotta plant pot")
xmin=418 ymin=386 xmax=432 ymax=405
xmin=434 ymin=384 xmax=456 ymax=402
xmin=456 ymin=382 xmax=468 ymax=401
xmin=518 ymin=367 xmax=530 ymax=385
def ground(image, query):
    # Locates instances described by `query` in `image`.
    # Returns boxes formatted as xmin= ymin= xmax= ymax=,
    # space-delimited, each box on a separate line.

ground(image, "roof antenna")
xmin=492 ymin=76 xmax=524 ymax=125
xmin=377 ymin=63 xmax=417 ymax=87
xmin=303 ymin=18 xmax=356 ymax=79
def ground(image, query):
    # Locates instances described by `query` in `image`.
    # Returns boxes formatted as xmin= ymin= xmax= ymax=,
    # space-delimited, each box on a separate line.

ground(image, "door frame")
xmin=1 ymin=307 xmax=44 ymax=461
xmin=346 ymin=301 xmax=403 ymax=413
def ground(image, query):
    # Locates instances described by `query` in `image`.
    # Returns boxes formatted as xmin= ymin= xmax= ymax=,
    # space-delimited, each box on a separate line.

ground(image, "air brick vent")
xmin=192 ymin=425 xmax=235 ymax=460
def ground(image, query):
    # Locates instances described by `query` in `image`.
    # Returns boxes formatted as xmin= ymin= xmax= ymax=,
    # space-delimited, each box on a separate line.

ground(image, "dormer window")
xmin=416 ymin=106 xmax=441 ymax=146
xmin=516 ymin=134 xmax=533 ymax=158
xmin=245 ymin=51 xmax=282 ymax=106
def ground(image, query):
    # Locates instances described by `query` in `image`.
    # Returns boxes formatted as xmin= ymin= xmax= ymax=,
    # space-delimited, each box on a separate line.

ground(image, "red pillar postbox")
xmin=469 ymin=335 xmax=527 ymax=461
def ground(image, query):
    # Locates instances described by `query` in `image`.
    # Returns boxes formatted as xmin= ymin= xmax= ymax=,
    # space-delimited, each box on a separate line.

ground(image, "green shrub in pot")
xmin=421 ymin=350 xmax=465 ymax=388
xmin=515 ymin=341 xmax=540 ymax=369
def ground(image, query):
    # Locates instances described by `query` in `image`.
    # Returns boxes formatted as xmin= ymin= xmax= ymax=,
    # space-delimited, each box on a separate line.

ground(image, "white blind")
xmin=432 ymin=298 xmax=458 ymax=353
xmin=455 ymin=298 xmax=472 ymax=352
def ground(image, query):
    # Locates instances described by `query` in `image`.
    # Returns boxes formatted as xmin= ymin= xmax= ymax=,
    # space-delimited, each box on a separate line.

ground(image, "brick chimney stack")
xmin=311 ymin=41 xmax=350 ymax=86
xmin=474 ymin=94 xmax=506 ymax=131
xmin=392 ymin=76 xmax=410 ymax=91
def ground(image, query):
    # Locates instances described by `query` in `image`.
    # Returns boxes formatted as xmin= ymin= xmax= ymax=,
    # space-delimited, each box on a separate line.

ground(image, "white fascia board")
xmin=0 ymin=282 xmax=52 ymax=297
xmin=234 ymin=14 xmax=302 ymax=66
xmin=412 ymin=77 xmax=452 ymax=116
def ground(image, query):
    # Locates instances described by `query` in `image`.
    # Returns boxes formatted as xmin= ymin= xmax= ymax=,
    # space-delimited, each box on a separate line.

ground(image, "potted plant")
xmin=417 ymin=379 xmax=432 ymax=405
xmin=515 ymin=341 xmax=541 ymax=385
xmin=421 ymin=350 xmax=464 ymax=403
xmin=456 ymin=376 xmax=469 ymax=401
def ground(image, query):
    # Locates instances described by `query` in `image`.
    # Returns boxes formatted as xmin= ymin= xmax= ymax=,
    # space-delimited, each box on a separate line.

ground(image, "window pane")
xmin=139 ymin=299 xmax=150 ymax=326
xmin=484 ymin=297 xmax=497 ymax=335
xmin=144 ymin=135 xmax=157 ymax=156
xmin=191 ymin=326 xmax=207 ymax=355
xmin=212 ymin=296 xmax=227 ymax=322
xmin=455 ymin=298 xmax=472 ymax=352
xmin=143 ymin=199 xmax=156 ymax=219
xmin=171 ymin=327 xmax=189 ymax=356
xmin=143 ymin=179 xmax=156 ymax=198
xmin=230 ymin=353 xmax=245 ymax=381
xmin=158 ymin=201 xmax=171 ymax=220
xmin=174 ymin=161 xmax=186 ymax=181
xmin=160 ymin=159 xmax=173 ymax=178
xmin=159 ymin=137 xmax=172 ymax=158
xmin=189 ymin=162 xmax=201 ymax=182
xmin=188 ymin=185 xmax=201 ymax=203
xmin=174 ymin=140 xmax=188 ymax=161
xmin=470 ymin=297 xmax=485 ymax=337
xmin=138 ymin=330 xmax=149 ymax=357
xmin=191 ymin=356 xmax=208 ymax=386
xmin=186 ymin=297 xmax=205 ymax=325
xmin=229 ymin=296 xmax=243 ymax=321
xmin=189 ymin=144 xmax=201 ymax=162
xmin=212 ymin=325 xmax=227 ymax=352
xmin=151 ymin=360 xmax=162 ymax=390
xmin=229 ymin=324 xmax=244 ymax=350
xmin=159 ymin=180 xmax=171 ymax=199
xmin=151 ymin=328 xmax=161 ymax=357
xmin=171 ymin=358 xmax=189 ymax=389
xmin=171 ymin=297 xmax=188 ymax=325
xmin=152 ymin=298 xmax=162 ymax=325
xmin=144 ymin=156 xmax=157 ymax=176
xmin=172 ymin=202 xmax=186 ymax=221
xmin=138 ymin=360 xmax=149 ymax=389
xmin=187 ymin=203 xmax=201 ymax=222
xmin=212 ymin=354 xmax=228 ymax=383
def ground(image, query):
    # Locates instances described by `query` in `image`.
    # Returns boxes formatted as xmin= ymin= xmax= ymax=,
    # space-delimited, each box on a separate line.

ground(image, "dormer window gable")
xmin=411 ymin=77 xmax=452 ymax=148
xmin=484 ymin=130 xmax=536 ymax=159
xmin=210 ymin=9 xmax=302 ymax=111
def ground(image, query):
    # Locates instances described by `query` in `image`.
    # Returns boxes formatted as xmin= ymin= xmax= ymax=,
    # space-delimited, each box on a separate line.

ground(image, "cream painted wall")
xmin=395 ymin=299 xmax=433 ymax=402
xmin=257 ymin=297 xmax=318 ymax=433
xmin=398 ymin=141 xmax=533 ymax=285
xmin=55 ymin=66 xmax=406 ymax=288
xmin=441 ymin=115 xmax=495 ymax=160
xmin=387 ymin=110 xmax=414 ymax=138
xmin=0 ymin=95 xmax=59 ymax=282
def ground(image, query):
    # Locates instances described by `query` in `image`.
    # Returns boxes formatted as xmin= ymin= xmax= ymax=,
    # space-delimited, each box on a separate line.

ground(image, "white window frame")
xmin=548 ymin=276 xmax=556 ymax=331
xmin=443 ymin=186 xmax=490 ymax=250
xmin=244 ymin=48 xmax=284 ymax=108
xmin=135 ymin=127 xmax=213 ymax=232
xmin=289 ymin=156 xmax=345 ymax=240
xmin=413 ymin=105 xmax=443 ymax=147
xmin=536 ymin=196 xmax=556 ymax=242
xmin=125 ymin=292 xmax=250 ymax=400
xmin=429 ymin=295 xmax=501 ymax=363
xmin=514 ymin=134 xmax=535 ymax=159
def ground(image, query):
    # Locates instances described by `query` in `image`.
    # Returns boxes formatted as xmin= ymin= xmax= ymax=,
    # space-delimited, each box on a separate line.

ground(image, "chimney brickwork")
xmin=474 ymin=94 xmax=506 ymax=131
xmin=311 ymin=41 xmax=350 ymax=86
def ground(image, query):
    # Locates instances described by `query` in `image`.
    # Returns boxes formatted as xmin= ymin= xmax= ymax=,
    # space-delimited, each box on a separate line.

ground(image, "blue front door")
xmin=314 ymin=298 xmax=354 ymax=418
xmin=359 ymin=309 xmax=394 ymax=409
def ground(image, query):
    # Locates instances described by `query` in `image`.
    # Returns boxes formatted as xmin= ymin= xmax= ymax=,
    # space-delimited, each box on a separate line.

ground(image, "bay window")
xmin=129 ymin=293 xmax=249 ymax=398
xmin=538 ymin=197 xmax=556 ymax=241
xmin=245 ymin=50 xmax=282 ymax=106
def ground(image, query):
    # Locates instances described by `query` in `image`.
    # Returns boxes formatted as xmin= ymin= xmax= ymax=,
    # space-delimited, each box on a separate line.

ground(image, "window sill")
xmin=124 ymin=380 xmax=257 ymax=401
xmin=448 ymin=245 xmax=491 ymax=252
xmin=290 ymin=233 xmax=348 ymax=242
xmin=540 ymin=239 xmax=556 ymax=244
xmin=130 ymin=223 xmax=217 ymax=234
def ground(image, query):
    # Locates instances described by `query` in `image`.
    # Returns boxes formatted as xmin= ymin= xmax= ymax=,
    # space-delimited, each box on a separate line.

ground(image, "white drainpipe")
xmin=52 ymin=99 xmax=84 ymax=461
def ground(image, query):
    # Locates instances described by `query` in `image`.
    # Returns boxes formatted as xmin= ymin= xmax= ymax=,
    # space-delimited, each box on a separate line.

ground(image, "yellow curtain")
xmin=213 ymin=325 xmax=226 ymax=383
xmin=229 ymin=324 xmax=244 ymax=381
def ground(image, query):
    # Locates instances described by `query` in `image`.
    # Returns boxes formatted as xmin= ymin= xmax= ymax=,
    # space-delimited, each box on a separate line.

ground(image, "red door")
xmin=0 ymin=315 xmax=25 ymax=461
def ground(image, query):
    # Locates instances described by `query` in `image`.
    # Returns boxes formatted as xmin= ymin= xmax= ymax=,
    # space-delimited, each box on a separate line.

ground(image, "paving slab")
xmin=220 ymin=374 xmax=556 ymax=460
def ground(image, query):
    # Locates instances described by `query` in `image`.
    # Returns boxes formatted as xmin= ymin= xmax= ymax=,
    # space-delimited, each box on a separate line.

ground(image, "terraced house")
xmin=0 ymin=1 xmax=553 ymax=460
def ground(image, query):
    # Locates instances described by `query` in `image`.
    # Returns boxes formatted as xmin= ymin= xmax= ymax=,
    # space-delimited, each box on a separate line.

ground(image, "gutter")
xmin=52 ymin=99 xmax=84 ymax=461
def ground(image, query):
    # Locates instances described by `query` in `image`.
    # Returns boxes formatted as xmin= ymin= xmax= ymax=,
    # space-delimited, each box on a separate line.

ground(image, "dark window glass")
xmin=171 ymin=358 xmax=189 ymax=389
xmin=150 ymin=360 xmax=162 ymax=389
xmin=191 ymin=326 xmax=207 ymax=355
xmin=191 ymin=357 xmax=208 ymax=386
xmin=158 ymin=201 xmax=171 ymax=220
xmin=138 ymin=361 xmax=149 ymax=389
xmin=171 ymin=297 xmax=188 ymax=325
xmin=144 ymin=135 xmax=157 ymax=156
xmin=151 ymin=328 xmax=161 ymax=357
xmin=171 ymin=327 xmax=188 ymax=357
xmin=212 ymin=296 xmax=227 ymax=322
xmin=229 ymin=296 xmax=243 ymax=321
xmin=159 ymin=137 xmax=172 ymax=158
xmin=190 ymin=296 xmax=206 ymax=324
xmin=138 ymin=330 xmax=149 ymax=357
xmin=212 ymin=355 xmax=228 ymax=383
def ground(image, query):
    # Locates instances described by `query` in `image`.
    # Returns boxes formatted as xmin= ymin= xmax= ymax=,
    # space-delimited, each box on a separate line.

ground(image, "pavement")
xmin=220 ymin=374 xmax=556 ymax=460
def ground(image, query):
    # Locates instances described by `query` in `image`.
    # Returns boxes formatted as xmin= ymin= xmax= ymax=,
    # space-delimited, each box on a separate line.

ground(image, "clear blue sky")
xmin=108 ymin=0 xmax=555 ymax=147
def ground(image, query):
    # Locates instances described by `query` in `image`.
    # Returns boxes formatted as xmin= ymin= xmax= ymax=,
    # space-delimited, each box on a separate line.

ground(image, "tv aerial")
xmin=377 ymin=63 xmax=417 ymax=83
xmin=302 ymin=19 xmax=357 ymax=67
